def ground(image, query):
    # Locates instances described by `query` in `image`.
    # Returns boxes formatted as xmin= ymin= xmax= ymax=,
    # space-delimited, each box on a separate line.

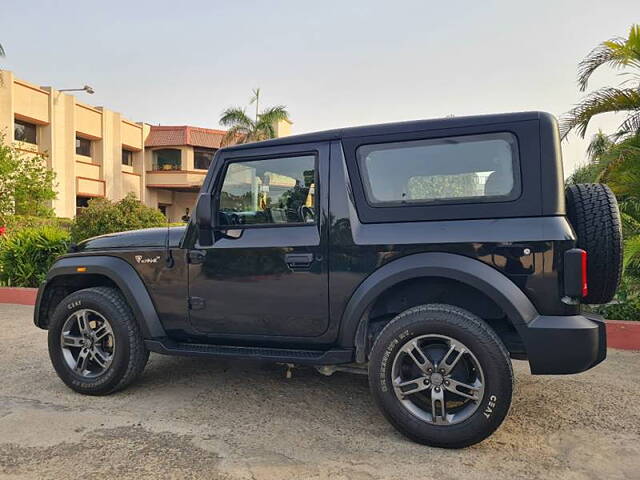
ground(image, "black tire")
xmin=566 ymin=183 xmax=622 ymax=304
xmin=48 ymin=287 xmax=149 ymax=396
xmin=368 ymin=304 xmax=513 ymax=449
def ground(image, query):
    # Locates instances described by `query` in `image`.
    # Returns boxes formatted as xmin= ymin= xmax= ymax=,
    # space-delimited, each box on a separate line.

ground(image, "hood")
xmin=74 ymin=226 xmax=186 ymax=252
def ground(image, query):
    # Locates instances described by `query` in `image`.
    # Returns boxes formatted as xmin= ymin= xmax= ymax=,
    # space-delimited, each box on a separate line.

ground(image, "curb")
xmin=0 ymin=287 xmax=38 ymax=305
xmin=605 ymin=319 xmax=640 ymax=351
xmin=0 ymin=287 xmax=638 ymax=351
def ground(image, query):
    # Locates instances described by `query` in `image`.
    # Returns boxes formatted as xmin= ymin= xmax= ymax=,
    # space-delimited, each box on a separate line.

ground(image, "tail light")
xmin=564 ymin=248 xmax=588 ymax=299
xmin=580 ymin=249 xmax=588 ymax=298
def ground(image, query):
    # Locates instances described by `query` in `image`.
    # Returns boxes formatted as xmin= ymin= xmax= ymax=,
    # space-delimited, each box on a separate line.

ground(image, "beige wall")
xmin=273 ymin=118 xmax=293 ymax=137
xmin=13 ymin=80 xmax=49 ymax=124
xmin=0 ymin=71 xmax=150 ymax=218
xmin=152 ymin=190 xmax=198 ymax=223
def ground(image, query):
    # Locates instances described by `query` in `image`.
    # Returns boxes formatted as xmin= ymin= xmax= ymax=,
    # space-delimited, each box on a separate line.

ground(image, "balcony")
xmin=145 ymin=170 xmax=206 ymax=190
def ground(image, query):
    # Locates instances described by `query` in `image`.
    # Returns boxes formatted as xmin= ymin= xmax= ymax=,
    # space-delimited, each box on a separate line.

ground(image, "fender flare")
xmin=337 ymin=252 xmax=539 ymax=359
xmin=35 ymin=255 xmax=167 ymax=339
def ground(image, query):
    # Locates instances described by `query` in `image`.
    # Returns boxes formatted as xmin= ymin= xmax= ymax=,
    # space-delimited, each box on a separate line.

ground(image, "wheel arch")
xmin=337 ymin=252 xmax=539 ymax=362
xmin=34 ymin=255 xmax=166 ymax=339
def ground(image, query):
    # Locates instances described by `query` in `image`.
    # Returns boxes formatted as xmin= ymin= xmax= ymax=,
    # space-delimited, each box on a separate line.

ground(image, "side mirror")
xmin=195 ymin=193 xmax=214 ymax=246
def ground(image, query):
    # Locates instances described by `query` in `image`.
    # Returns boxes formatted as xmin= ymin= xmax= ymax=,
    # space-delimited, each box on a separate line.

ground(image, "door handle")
xmin=285 ymin=253 xmax=314 ymax=269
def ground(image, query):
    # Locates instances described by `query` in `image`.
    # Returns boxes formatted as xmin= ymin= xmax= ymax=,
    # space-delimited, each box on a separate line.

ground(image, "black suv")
xmin=34 ymin=112 xmax=622 ymax=448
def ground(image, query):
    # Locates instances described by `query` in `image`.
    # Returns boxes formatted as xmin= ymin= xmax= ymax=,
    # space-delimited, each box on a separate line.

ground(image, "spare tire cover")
xmin=565 ymin=183 xmax=623 ymax=304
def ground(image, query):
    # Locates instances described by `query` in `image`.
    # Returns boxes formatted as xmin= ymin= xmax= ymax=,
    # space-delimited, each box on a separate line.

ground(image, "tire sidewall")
xmin=369 ymin=307 xmax=512 ymax=447
xmin=48 ymin=290 xmax=133 ymax=394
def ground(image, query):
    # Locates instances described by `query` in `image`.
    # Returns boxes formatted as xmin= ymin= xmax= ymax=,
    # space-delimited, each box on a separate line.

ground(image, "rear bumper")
xmin=523 ymin=313 xmax=607 ymax=374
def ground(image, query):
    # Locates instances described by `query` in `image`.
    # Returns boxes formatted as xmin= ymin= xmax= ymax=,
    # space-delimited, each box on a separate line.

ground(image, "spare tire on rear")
xmin=565 ymin=183 xmax=622 ymax=304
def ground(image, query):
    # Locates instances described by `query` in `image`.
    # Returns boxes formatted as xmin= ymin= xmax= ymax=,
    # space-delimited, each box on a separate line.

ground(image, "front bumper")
xmin=523 ymin=313 xmax=607 ymax=374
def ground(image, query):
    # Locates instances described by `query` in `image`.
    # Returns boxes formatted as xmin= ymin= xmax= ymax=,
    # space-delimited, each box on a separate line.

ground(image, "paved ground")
xmin=1 ymin=304 xmax=639 ymax=480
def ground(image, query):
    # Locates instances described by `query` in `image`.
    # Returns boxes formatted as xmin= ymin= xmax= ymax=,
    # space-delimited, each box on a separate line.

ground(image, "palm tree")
xmin=586 ymin=130 xmax=614 ymax=162
xmin=560 ymin=24 xmax=640 ymax=140
xmin=219 ymin=88 xmax=290 ymax=146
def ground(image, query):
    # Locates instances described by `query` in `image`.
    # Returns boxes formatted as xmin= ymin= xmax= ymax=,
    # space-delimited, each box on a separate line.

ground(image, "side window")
xmin=218 ymin=155 xmax=316 ymax=226
xmin=357 ymin=133 xmax=519 ymax=206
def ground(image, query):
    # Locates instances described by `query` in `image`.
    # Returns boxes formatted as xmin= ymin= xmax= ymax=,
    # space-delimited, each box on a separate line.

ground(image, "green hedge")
xmin=588 ymin=301 xmax=640 ymax=321
xmin=0 ymin=226 xmax=70 ymax=287
xmin=70 ymin=193 xmax=166 ymax=242
xmin=2 ymin=215 xmax=73 ymax=233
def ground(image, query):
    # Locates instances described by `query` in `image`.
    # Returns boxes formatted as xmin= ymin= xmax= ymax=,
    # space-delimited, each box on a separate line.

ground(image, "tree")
xmin=70 ymin=193 xmax=167 ymax=242
xmin=0 ymin=136 xmax=57 ymax=223
xmin=566 ymin=130 xmax=615 ymax=185
xmin=219 ymin=88 xmax=290 ymax=145
xmin=560 ymin=24 xmax=640 ymax=140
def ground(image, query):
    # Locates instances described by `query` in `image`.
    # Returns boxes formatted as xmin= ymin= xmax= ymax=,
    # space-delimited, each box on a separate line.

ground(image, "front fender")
xmin=337 ymin=252 xmax=539 ymax=359
xmin=34 ymin=255 xmax=167 ymax=339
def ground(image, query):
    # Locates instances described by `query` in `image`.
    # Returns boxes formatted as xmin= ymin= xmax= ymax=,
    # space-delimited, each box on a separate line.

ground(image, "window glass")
xmin=76 ymin=136 xmax=92 ymax=157
xmin=194 ymin=148 xmax=216 ymax=170
xmin=14 ymin=119 xmax=37 ymax=144
xmin=153 ymin=149 xmax=181 ymax=171
xmin=218 ymin=155 xmax=316 ymax=226
xmin=122 ymin=149 xmax=133 ymax=166
xmin=357 ymin=133 xmax=518 ymax=205
xmin=76 ymin=196 xmax=91 ymax=217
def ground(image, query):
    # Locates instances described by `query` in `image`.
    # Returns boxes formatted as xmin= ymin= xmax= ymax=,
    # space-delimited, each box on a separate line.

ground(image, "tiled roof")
xmin=145 ymin=126 xmax=227 ymax=149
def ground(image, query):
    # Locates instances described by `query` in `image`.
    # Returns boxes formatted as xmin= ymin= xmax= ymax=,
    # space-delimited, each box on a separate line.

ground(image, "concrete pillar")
xmin=0 ymin=71 xmax=14 ymax=140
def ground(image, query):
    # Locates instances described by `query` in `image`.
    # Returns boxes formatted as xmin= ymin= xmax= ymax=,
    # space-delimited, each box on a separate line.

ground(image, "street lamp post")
xmin=59 ymin=85 xmax=95 ymax=94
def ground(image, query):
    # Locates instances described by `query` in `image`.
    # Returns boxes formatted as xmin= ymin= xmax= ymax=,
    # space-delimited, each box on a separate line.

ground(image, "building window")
xmin=122 ymin=149 xmax=134 ymax=166
xmin=76 ymin=196 xmax=91 ymax=217
xmin=153 ymin=149 xmax=181 ymax=171
xmin=14 ymin=119 xmax=37 ymax=144
xmin=194 ymin=148 xmax=216 ymax=170
xmin=158 ymin=204 xmax=169 ymax=219
xmin=76 ymin=136 xmax=92 ymax=157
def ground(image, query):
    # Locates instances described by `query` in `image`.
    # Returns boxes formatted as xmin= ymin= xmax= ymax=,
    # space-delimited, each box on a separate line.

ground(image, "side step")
xmin=145 ymin=339 xmax=354 ymax=365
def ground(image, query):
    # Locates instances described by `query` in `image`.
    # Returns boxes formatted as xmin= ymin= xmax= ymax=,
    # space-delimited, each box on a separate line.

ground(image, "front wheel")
xmin=368 ymin=304 xmax=513 ymax=448
xmin=48 ymin=287 xmax=149 ymax=396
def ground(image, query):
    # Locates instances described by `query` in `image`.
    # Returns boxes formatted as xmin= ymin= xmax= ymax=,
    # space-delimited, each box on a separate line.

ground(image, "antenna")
xmin=165 ymin=213 xmax=174 ymax=268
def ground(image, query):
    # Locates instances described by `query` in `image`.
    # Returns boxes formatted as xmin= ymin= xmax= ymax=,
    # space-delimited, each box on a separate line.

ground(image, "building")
xmin=143 ymin=125 xmax=226 ymax=221
xmin=0 ymin=70 xmax=292 ymax=221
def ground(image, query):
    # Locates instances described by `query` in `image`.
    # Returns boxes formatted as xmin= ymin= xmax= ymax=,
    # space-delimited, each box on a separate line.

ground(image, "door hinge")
xmin=188 ymin=296 xmax=206 ymax=310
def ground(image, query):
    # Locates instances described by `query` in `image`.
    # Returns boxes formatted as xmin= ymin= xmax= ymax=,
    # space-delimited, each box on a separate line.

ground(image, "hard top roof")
xmin=222 ymin=111 xmax=550 ymax=151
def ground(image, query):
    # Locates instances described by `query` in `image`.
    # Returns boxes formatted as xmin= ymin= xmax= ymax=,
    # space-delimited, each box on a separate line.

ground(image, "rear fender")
xmin=338 ymin=252 xmax=539 ymax=361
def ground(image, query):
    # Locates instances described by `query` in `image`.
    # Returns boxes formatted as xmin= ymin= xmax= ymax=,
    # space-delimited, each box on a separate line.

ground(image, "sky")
xmin=0 ymin=0 xmax=637 ymax=176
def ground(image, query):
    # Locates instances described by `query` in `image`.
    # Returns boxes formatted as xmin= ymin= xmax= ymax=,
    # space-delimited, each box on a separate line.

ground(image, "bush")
xmin=2 ymin=215 xmax=73 ymax=234
xmin=589 ymin=300 xmax=640 ymax=321
xmin=0 ymin=226 xmax=70 ymax=287
xmin=586 ymin=276 xmax=640 ymax=321
xmin=70 ymin=193 xmax=167 ymax=242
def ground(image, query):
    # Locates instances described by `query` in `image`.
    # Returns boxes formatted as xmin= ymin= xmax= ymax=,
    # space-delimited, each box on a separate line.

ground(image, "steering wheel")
xmin=299 ymin=206 xmax=315 ymax=223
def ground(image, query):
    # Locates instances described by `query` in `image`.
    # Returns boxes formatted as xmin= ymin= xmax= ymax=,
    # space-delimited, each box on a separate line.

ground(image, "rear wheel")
xmin=368 ymin=304 xmax=513 ymax=448
xmin=48 ymin=287 xmax=149 ymax=395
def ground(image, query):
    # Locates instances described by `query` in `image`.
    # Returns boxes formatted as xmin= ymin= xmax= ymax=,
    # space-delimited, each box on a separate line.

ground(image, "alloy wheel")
xmin=60 ymin=309 xmax=115 ymax=378
xmin=391 ymin=334 xmax=485 ymax=425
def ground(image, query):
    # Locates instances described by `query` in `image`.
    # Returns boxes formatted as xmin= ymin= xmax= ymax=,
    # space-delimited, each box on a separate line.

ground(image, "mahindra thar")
xmin=34 ymin=112 xmax=622 ymax=448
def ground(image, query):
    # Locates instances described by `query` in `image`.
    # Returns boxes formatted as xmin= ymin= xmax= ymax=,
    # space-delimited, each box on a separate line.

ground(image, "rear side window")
xmin=357 ymin=133 xmax=519 ymax=206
